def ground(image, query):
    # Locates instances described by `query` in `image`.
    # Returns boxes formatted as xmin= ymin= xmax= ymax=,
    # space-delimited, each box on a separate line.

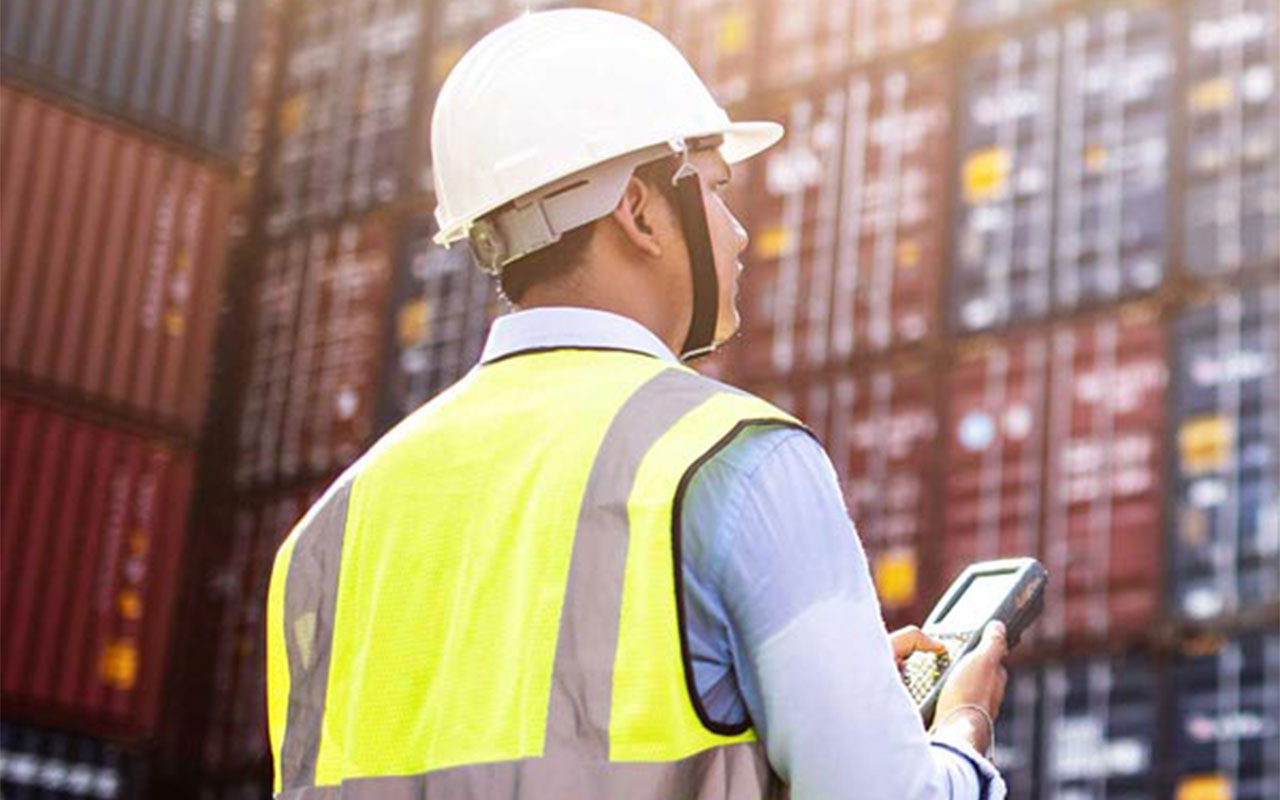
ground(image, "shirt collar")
xmin=480 ymin=306 xmax=681 ymax=365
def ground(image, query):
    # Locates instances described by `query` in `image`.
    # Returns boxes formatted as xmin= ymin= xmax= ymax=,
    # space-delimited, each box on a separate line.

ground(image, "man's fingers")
xmin=900 ymin=625 xmax=947 ymax=653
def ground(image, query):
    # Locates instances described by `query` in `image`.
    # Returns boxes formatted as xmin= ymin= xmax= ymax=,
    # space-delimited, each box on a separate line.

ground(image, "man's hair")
xmin=497 ymin=155 xmax=681 ymax=304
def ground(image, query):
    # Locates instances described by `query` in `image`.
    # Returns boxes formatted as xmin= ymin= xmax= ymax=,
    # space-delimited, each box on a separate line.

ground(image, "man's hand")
xmin=932 ymin=621 xmax=1009 ymax=754
xmin=888 ymin=625 xmax=948 ymax=669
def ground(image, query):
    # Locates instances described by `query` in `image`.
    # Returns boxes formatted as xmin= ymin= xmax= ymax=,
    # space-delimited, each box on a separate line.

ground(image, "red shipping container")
xmin=234 ymin=215 xmax=393 ymax=491
xmin=0 ymin=396 xmax=195 ymax=738
xmin=943 ymin=332 xmax=1050 ymax=605
xmin=0 ymin=87 xmax=234 ymax=437
xmin=1041 ymin=305 xmax=1167 ymax=645
xmin=740 ymin=61 xmax=951 ymax=379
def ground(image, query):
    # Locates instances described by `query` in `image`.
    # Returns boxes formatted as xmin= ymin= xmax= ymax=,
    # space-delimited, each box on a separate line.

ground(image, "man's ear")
xmin=609 ymin=176 xmax=663 ymax=258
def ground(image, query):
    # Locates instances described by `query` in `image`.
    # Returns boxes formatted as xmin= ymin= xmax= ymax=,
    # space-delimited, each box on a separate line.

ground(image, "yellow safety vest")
xmin=266 ymin=348 xmax=806 ymax=798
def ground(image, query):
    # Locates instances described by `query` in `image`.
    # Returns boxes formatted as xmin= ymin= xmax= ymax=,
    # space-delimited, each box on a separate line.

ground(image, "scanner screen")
xmin=938 ymin=571 xmax=1019 ymax=631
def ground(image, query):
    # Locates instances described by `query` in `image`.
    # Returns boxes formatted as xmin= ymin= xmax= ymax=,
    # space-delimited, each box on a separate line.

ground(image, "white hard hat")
xmin=430 ymin=7 xmax=783 ymax=269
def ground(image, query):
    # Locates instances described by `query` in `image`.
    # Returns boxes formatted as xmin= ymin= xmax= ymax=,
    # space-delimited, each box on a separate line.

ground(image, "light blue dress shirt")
xmin=480 ymin=307 xmax=1006 ymax=800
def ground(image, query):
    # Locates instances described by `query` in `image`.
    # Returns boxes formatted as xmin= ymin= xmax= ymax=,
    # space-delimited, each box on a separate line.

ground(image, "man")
xmin=268 ymin=9 xmax=1009 ymax=799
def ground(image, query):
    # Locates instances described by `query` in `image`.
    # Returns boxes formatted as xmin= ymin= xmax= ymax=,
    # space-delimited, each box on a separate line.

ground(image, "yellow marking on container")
xmin=1188 ymin=79 xmax=1234 ymax=113
xmin=755 ymin=225 xmax=791 ymax=260
xmin=1176 ymin=773 xmax=1232 ymax=800
xmin=1179 ymin=416 xmax=1233 ymax=474
xmin=962 ymin=147 xmax=1010 ymax=204
xmin=875 ymin=548 xmax=917 ymax=609
xmin=715 ymin=11 xmax=749 ymax=57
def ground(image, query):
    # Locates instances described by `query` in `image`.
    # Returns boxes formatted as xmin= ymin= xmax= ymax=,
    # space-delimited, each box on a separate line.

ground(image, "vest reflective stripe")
xmin=274 ymin=738 xmax=772 ymax=799
xmin=267 ymin=350 xmax=802 ymax=798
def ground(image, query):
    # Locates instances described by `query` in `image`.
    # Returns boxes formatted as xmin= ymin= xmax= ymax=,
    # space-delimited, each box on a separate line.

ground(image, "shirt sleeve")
xmin=681 ymin=427 xmax=1007 ymax=800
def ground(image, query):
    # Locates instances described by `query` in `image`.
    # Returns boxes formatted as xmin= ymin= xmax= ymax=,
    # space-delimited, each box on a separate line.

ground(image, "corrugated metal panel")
xmin=943 ymin=332 xmax=1049 ymax=593
xmin=1053 ymin=5 xmax=1172 ymax=311
xmin=1040 ymin=655 xmax=1160 ymax=799
xmin=378 ymin=216 xmax=498 ymax=429
xmin=953 ymin=25 xmax=1059 ymax=332
xmin=1171 ymin=284 xmax=1280 ymax=622
xmin=1042 ymin=306 xmax=1167 ymax=644
xmin=1174 ymin=632 xmax=1280 ymax=800
xmin=0 ymin=397 xmax=195 ymax=738
xmin=0 ymin=0 xmax=263 ymax=158
xmin=741 ymin=61 xmax=950 ymax=377
xmin=955 ymin=4 xmax=1175 ymax=328
xmin=265 ymin=0 xmax=427 ymax=236
xmin=629 ymin=0 xmax=759 ymax=108
xmin=1183 ymin=0 xmax=1280 ymax=278
xmin=762 ymin=0 xmax=954 ymax=90
xmin=0 ymin=721 xmax=140 ymax=799
xmin=233 ymin=215 xmax=393 ymax=491
xmin=0 ymin=87 xmax=234 ymax=437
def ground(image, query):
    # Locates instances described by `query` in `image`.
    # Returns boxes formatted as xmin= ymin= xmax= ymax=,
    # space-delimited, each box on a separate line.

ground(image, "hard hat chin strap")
xmin=672 ymin=161 xmax=719 ymax=361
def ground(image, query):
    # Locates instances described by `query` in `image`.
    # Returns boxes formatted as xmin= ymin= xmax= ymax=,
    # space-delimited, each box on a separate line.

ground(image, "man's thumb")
xmin=978 ymin=620 xmax=1007 ymax=656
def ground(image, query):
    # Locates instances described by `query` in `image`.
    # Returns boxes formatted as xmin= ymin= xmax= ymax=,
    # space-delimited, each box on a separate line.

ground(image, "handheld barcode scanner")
xmin=901 ymin=557 xmax=1047 ymax=727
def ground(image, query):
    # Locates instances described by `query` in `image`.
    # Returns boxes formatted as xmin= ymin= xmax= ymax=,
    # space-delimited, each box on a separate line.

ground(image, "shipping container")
xmin=1041 ymin=305 xmax=1168 ymax=645
xmin=0 ymin=87 xmax=234 ymax=437
xmin=741 ymin=61 xmax=951 ymax=377
xmin=1183 ymin=0 xmax=1280 ymax=278
xmin=1039 ymin=655 xmax=1160 ymax=799
xmin=760 ymin=0 xmax=955 ymax=90
xmin=265 ymin=0 xmax=427 ymax=236
xmin=233 ymin=214 xmax=393 ymax=491
xmin=1053 ymin=5 xmax=1172 ymax=311
xmin=1171 ymin=284 xmax=1280 ymax=623
xmin=1174 ymin=632 xmax=1280 ymax=800
xmin=0 ymin=397 xmax=195 ymax=738
xmin=378 ymin=216 xmax=498 ymax=430
xmin=0 ymin=722 xmax=141 ymax=799
xmin=953 ymin=24 xmax=1059 ymax=332
xmin=0 ymin=0 xmax=263 ymax=159
xmin=943 ymin=332 xmax=1049 ymax=596
xmin=954 ymin=5 xmax=1174 ymax=332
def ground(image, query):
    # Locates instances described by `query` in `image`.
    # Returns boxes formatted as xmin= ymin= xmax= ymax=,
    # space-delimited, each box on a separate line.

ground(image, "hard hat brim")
xmin=720 ymin=120 xmax=785 ymax=165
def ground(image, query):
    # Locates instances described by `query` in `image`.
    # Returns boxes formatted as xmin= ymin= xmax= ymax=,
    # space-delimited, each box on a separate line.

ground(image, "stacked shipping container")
xmin=1 ymin=0 xmax=259 ymax=793
xmin=231 ymin=215 xmax=394 ymax=491
xmin=1171 ymin=284 xmax=1280 ymax=623
xmin=0 ymin=0 xmax=263 ymax=158
xmin=741 ymin=58 xmax=951 ymax=378
xmin=1 ymin=87 xmax=234 ymax=436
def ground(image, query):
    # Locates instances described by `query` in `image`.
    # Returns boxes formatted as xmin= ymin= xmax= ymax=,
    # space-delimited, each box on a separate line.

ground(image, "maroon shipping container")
xmin=740 ymin=61 xmax=950 ymax=379
xmin=1041 ymin=305 xmax=1167 ymax=645
xmin=0 ymin=396 xmax=195 ymax=738
xmin=761 ymin=0 xmax=955 ymax=90
xmin=199 ymin=487 xmax=323 ymax=773
xmin=746 ymin=362 xmax=938 ymax=627
xmin=943 ymin=332 xmax=1050 ymax=615
xmin=234 ymin=215 xmax=393 ymax=491
xmin=0 ymin=87 xmax=234 ymax=437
